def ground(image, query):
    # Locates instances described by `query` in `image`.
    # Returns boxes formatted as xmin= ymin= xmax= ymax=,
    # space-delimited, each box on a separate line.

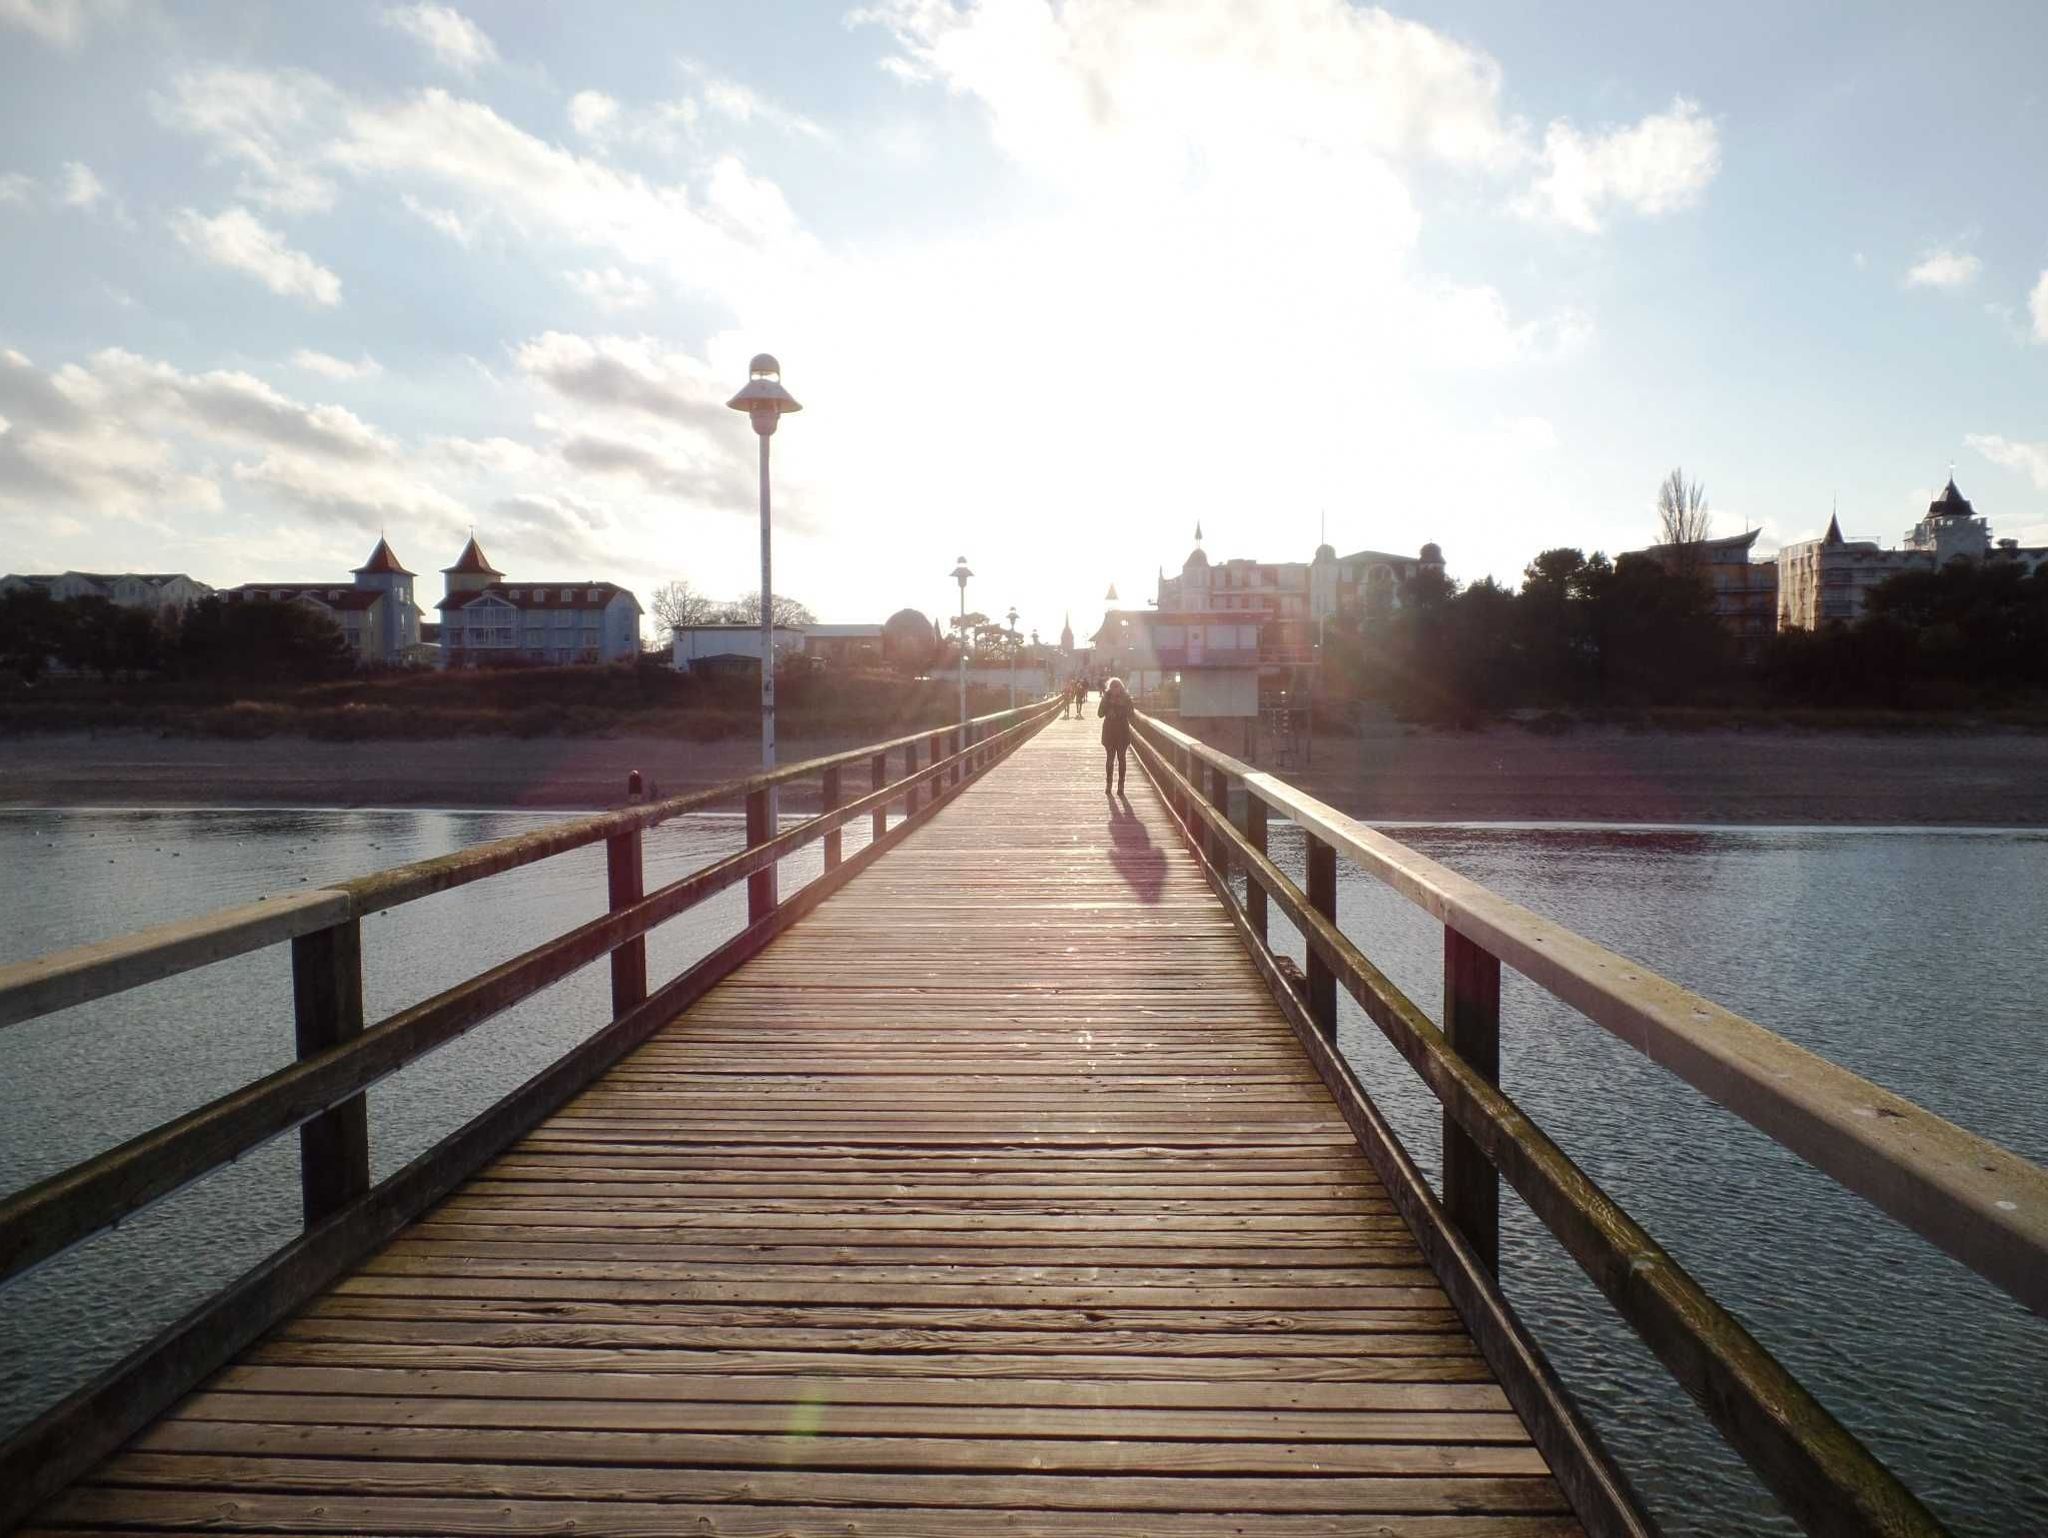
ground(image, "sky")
xmin=2 ymin=0 xmax=2045 ymax=646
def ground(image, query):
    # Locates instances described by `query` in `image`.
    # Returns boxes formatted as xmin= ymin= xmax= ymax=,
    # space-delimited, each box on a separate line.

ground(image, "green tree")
xmin=174 ymin=597 xmax=356 ymax=685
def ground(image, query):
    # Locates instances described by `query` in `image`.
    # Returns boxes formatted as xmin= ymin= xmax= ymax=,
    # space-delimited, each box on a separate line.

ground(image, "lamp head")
xmin=949 ymin=557 xmax=973 ymax=589
xmin=726 ymin=353 xmax=802 ymax=437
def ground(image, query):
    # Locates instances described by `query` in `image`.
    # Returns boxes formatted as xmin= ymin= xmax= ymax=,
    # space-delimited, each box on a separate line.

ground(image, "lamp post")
xmin=727 ymin=354 xmax=801 ymax=900
xmin=1005 ymin=606 xmax=1019 ymax=709
xmin=950 ymin=556 xmax=973 ymax=728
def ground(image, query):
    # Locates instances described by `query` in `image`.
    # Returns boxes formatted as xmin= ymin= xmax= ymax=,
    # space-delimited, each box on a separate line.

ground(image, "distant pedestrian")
xmin=1098 ymin=676 xmax=1134 ymax=795
xmin=1072 ymin=677 xmax=1087 ymax=718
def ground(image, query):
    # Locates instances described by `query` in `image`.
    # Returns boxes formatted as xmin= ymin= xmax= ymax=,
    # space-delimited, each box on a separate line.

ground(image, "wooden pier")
xmin=3 ymin=698 xmax=2042 ymax=1536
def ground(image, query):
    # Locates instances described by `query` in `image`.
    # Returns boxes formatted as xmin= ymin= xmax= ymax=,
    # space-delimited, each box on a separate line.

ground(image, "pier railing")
xmin=0 ymin=695 xmax=1061 ymax=1529
xmin=1132 ymin=710 xmax=2048 ymax=1538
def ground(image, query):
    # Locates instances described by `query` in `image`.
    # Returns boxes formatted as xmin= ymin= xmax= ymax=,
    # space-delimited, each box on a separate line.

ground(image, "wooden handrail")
xmin=1137 ymin=711 xmax=2048 ymax=1318
xmin=1128 ymin=718 xmax=1980 ymax=1538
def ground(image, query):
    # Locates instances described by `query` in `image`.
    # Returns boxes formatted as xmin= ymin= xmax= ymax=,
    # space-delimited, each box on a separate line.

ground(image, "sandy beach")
xmin=5 ymin=721 xmax=2048 ymax=824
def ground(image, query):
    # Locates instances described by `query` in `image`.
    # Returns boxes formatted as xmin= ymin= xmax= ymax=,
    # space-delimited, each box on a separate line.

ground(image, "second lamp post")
xmin=950 ymin=556 xmax=973 ymax=730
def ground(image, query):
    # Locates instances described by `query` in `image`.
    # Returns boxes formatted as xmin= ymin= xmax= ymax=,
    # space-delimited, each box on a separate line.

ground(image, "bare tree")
xmin=650 ymin=580 xmax=717 ymax=634
xmin=1656 ymin=468 xmax=1712 ymax=551
xmin=717 ymin=591 xmax=817 ymax=628
xmin=1656 ymin=467 xmax=1713 ymax=584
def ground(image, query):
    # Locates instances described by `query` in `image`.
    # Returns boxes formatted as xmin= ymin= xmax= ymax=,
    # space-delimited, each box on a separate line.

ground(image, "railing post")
xmin=1443 ymin=926 xmax=1502 ymax=1276
xmin=291 ymin=919 xmax=368 ymax=1228
xmin=1204 ymin=762 xmax=1230 ymax=871
xmin=605 ymin=808 xmax=646 ymax=1017
xmin=1245 ymin=793 xmax=1269 ymax=945
xmin=871 ymin=750 xmax=888 ymax=841
xmin=822 ymin=763 xmax=842 ymax=870
xmin=745 ymin=786 xmax=776 ymax=923
xmin=905 ymin=738 xmax=921 ymax=817
xmin=931 ymin=731 xmax=946 ymax=800
xmin=1305 ymin=832 xmax=1337 ymax=1038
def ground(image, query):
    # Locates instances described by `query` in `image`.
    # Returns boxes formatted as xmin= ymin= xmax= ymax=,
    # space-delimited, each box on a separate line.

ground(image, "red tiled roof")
xmin=228 ymin=584 xmax=383 ymax=611
xmin=442 ymin=537 xmax=502 ymax=575
xmin=354 ymin=538 xmax=414 ymax=576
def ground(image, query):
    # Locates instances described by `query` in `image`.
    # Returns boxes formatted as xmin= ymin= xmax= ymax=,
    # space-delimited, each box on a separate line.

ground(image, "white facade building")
xmin=223 ymin=538 xmax=420 ymax=665
xmin=435 ymin=537 xmax=642 ymax=667
xmin=672 ymin=624 xmax=807 ymax=670
xmin=1778 ymin=479 xmax=2047 ymax=630
xmin=1 ymin=570 xmax=212 ymax=613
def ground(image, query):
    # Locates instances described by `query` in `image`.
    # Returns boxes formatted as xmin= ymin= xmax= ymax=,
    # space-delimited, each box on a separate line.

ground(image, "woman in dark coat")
xmin=1097 ymin=676 xmax=1134 ymax=795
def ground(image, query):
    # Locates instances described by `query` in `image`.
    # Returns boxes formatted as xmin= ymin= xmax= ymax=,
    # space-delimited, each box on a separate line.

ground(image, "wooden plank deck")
xmin=28 ymin=718 xmax=1583 ymax=1537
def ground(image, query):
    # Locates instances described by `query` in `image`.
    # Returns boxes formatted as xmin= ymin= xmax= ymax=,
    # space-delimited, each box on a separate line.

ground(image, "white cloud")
xmin=567 ymin=90 xmax=621 ymax=140
xmin=1519 ymin=97 xmax=1720 ymax=233
xmin=330 ymin=88 xmax=815 ymax=301
xmin=171 ymin=206 xmax=343 ymax=306
xmin=1904 ymin=247 xmax=1980 ymax=289
xmin=155 ymin=67 xmax=345 ymax=214
xmin=565 ymin=266 xmax=655 ymax=312
xmin=2030 ymin=271 xmax=2048 ymax=344
xmin=0 ymin=0 xmax=127 ymax=47
xmin=291 ymin=349 xmax=383 ymax=381
xmin=401 ymin=192 xmax=475 ymax=244
xmin=0 ymin=172 xmax=33 ymax=206
xmin=57 ymin=161 xmax=103 ymax=208
xmin=1967 ymin=433 xmax=2048 ymax=491
xmin=515 ymin=332 xmax=728 ymax=429
xmin=382 ymin=3 xmax=498 ymax=76
xmin=684 ymin=61 xmax=830 ymax=143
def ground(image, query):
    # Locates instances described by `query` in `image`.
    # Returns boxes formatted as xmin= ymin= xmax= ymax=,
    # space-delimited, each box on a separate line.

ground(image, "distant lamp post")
xmin=950 ymin=556 xmax=973 ymax=727
xmin=1105 ymin=583 xmax=1118 ymax=602
xmin=727 ymin=353 xmax=801 ymax=899
xmin=1005 ymin=606 xmax=1020 ymax=709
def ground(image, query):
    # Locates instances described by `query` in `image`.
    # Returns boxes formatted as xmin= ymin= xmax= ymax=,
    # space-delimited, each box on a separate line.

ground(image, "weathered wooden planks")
xmin=32 ymin=721 xmax=1583 ymax=1536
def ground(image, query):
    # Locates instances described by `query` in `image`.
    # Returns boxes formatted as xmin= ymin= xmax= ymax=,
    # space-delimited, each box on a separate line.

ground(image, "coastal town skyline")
xmin=3 ymin=0 xmax=2046 ymax=642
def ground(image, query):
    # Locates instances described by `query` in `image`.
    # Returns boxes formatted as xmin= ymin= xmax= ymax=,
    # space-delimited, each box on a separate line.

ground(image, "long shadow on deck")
xmin=1106 ymin=791 xmax=1167 ymax=903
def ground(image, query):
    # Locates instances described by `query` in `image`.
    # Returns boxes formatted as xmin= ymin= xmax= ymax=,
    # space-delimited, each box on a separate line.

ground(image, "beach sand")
xmin=4 ymin=721 xmax=2047 ymax=824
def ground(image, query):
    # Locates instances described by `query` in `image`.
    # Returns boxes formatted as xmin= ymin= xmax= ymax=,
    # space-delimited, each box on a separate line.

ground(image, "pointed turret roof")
xmin=1927 ymin=477 xmax=1974 ymax=518
xmin=442 ymin=536 xmax=502 ymax=575
xmin=1823 ymin=513 xmax=1845 ymax=546
xmin=354 ymin=537 xmax=413 ymax=576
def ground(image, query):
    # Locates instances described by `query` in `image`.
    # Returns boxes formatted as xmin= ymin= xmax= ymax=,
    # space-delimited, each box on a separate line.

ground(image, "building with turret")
xmin=434 ymin=535 xmax=642 ymax=667
xmin=1155 ymin=525 xmax=1445 ymax=626
xmin=222 ymin=537 xmax=420 ymax=664
xmin=1777 ymin=478 xmax=2047 ymax=631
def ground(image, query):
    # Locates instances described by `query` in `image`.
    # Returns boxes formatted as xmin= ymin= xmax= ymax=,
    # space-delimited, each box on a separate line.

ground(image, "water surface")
xmin=2 ymin=809 xmax=2043 ymax=1535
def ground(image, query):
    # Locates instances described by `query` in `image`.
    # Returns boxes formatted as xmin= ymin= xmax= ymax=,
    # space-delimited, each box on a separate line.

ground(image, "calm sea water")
xmin=2 ymin=808 xmax=2043 ymax=1534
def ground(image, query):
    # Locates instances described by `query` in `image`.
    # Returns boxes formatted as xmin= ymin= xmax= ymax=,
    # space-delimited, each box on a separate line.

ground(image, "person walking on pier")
xmin=1098 ymin=676 xmax=1134 ymax=796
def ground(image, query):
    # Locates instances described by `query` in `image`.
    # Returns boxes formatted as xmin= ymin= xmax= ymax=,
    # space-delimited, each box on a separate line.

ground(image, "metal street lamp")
xmin=727 ymin=353 xmax=801 ymax=902
xmin=950 ymin=556 xmax=973 ymax=728
xmin=1005 ymin=606 xmax=1019 ymax=709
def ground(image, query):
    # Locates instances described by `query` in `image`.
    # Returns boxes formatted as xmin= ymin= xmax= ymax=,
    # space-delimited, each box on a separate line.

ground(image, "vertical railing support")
xmin=821 ymin=764 xmax=842 ymax=870
xmin=605 ymin=804 xmax=646 ymax=1017
xmin=1245 ymin=793 xmax=1269 ymax=944
xmin=745 ymin=786 xmax=776 ymax=923
xmin=1204 ymin=762 xmax=1230 ymax=872
xmin=1443 ymin=926 xmax=1502 ymax=1276
xmin=1305 ymin=832 xmax=1337 ymax=1038
xmin=906 ymin=738 xmax=922 ymax=818
xmin=291 ymin=919 xmax=368 ymax=1228
xmin=871 ymin=751 xmax=888 ymax=841
xmin=931 ymin=731 xmax=946 ymax=800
